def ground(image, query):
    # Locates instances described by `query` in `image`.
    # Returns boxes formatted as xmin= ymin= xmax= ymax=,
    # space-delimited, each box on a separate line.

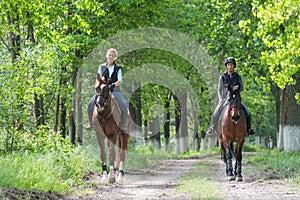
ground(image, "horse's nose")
xmin=232 ymin=115 xmax=240 ymax=123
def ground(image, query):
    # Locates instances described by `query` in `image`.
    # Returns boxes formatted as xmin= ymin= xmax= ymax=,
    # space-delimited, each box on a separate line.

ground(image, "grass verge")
xmin=245 ymin=149 xmax=300 ymax=185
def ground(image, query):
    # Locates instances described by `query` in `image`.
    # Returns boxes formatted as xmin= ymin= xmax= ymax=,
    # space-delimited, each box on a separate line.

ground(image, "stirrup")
xmin=206 ymin=127 xmax=214 ymax=135
xmin=86 ymin=123 xmax=93 ymax=130
xmin=248 ymin=129 xmax=255 ymax=135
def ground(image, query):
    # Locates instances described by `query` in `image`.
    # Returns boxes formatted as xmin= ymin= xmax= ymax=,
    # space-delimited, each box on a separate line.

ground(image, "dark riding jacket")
xmin=218 ymin=71 xmax=244 ymax=101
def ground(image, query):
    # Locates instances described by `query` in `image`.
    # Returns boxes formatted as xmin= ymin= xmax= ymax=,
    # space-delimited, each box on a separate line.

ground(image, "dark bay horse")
xmin=216 ymin=84 xmax=247 ymax=182
xmin=92 ymin=73 xmax=130 ymax=184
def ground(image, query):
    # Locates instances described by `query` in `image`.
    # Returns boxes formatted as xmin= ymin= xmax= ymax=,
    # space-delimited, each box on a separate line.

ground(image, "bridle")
xmin=95 ymin=86 xmax=114 ymax=122
xmin=227 ymin=85 xmax=241 ymax=123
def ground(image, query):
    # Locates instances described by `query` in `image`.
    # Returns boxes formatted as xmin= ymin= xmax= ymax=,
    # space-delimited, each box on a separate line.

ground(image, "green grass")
xmin=2 ymin=139 xmax=299 ymax=198
xmin=176 ymin=162 xmax=223 ymax=200
xmin=246 ymin=149 xmax=300 ymax=184
xmin=0 ymin=146 xmax=98 ymax=194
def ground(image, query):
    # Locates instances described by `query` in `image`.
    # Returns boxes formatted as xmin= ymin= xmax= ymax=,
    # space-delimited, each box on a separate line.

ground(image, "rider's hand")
xmin=109 ymin=83 xmax=115 ymax=92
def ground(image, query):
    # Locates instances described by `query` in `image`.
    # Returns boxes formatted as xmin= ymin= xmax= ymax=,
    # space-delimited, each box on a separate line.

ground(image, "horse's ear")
xmin=95 ymin=73 xmax=101 ymax=89
xmin=100 ymin=74 xmax=108 ymax=84
xmin=100 ymin=72 xmax=109 ymax=84
xmin=96 ymin=73 xmax=101 ymax=81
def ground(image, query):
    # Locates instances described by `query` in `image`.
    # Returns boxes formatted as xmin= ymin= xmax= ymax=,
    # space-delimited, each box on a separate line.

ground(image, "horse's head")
xmin=226 ymin=84 xmax=241 ymax=124
xmin=95 ymin=73 xmax=110 ymax=112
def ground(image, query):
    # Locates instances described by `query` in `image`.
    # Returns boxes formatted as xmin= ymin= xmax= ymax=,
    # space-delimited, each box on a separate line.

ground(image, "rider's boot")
xmin=86 ymin=117 xmax=93 ymax=130
xmin=206 ymin=114 xmax=217 ymax=135
xmin=119 ymin=110 xmax=128 ymax=134
xmin=246 ymin=115 xmax=255 ymax=135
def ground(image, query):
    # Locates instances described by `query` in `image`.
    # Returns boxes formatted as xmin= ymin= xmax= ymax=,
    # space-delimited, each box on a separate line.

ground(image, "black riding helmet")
xmin=224 ymin=57 xmax=236 ymax=68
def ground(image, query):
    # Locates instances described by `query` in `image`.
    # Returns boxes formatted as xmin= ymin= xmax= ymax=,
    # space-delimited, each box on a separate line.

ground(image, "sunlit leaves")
xmin=252 ymin=0 xmax=300 ymax=89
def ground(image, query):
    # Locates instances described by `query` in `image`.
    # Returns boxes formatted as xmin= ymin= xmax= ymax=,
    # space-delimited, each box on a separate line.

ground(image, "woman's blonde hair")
xmin=106 ymin=48 xmax=118 ymax=60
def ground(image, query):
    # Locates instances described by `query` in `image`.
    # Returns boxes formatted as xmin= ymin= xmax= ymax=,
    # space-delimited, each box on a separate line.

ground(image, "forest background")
xmin=0 ymin=0 xmax=299 ymax=195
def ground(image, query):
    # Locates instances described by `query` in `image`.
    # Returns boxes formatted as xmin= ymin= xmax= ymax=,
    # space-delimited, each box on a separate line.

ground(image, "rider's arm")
xmin=238 ymin=75 xmax=244 ymax=92
xmin=218 ymin=75 xmax=224 ymax=103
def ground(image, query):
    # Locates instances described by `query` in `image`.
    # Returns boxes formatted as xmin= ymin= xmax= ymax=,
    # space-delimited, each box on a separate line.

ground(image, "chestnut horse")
xmin=216 ymin=84 xmax=247 ymax=182
xmin=92 ymin=73 xmax=130 ymax=184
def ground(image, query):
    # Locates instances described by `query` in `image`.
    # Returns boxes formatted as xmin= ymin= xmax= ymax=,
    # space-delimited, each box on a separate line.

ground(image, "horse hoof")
xmin=236 ymin=176 xmax=243 ymax=182
xmin=116 ymin=172 xmax=123 ymax=184
xmin=108 ymin=172 xmax=116 ymax=183
xmin=101 ymin=171 xmax=108 ymax=184
xmin=226 ymin=175 xmax=236 ymax=181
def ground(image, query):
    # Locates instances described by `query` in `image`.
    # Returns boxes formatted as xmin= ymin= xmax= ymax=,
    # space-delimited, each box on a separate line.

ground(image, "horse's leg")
xmin=107 ymin=135 xmax=117 ymax=183
xmin=220 ymin=138 xmax=226 ymax=163
xmin=235 ymin=140 xmax=244 ymax=182
xmin=225 ymin=142 xmax=235 ymax=181
xmin=116 ymin=132 xmax=129 ymax=184
xmin=95 ymin=130 xmax=108 ymax=183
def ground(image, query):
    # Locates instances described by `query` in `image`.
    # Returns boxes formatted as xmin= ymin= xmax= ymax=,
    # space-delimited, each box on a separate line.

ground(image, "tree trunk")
xmin=164 ymin=94 xmax=171 ymax=152
xmin=149 ymin=116 xmax=161 ymax=149
xmin=279 ymin=77 xmax=300 ymax=152
xmin=201 ymin=131 xmax=207 ymax=150
xmin=69 ymin=48 xmax=81 ymax=144
xmin=60 ymin=97 xmax=67 ymax=138
xmin=192 ymin=121 xmax=200 ymax=151
xmin=271 ymin=83 xmax=281 ymax=149
xmin=77 ymin=69 xmax=83 ymax=144
xmin=129 ymin=87 xmax=142 ymax=145
xmin=69 ymin=68 xmax=77 ymax=144
xmin=8 ymin=9 xmax=23 ymax=130
xmin=34 ymin=95 xmax=45 ymax=127
xmin=54 ymin=93 xmax=60 ymax=133
xmin=191 ymin=93 xmax=200 ymax=151
xmin=144 ymin=120 xmax=149 ymax=145
xmin=174 ymin=94 xmax=181 ymax=153
xmin=180 ymin=90 xmax=188 ymax=154
xmin=27 ymin=12 xmax=45 ymax=128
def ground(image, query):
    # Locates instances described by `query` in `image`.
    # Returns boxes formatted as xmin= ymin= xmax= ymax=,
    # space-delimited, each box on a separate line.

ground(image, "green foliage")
xmin=251 ymin=0 xmax=300 ymax=90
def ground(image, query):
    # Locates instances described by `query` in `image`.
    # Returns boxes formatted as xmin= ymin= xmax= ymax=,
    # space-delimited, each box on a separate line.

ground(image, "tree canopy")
xmin=0 ymin=0 xmax=299 ymax=153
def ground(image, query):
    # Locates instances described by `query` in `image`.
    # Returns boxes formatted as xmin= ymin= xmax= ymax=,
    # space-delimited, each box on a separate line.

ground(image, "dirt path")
xmin=65 ymin=153 xmax=300 ymax=200
xmin=65 ymin=159 xmax=198 ymax=200
xmin=3 ymin=153 xmax=300 ymax=199
xmin=202 ymin=153 xmax=300 ymax=200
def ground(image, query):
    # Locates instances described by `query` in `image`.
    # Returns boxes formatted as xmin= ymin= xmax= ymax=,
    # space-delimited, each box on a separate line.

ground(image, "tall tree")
xmin=250 ymin=0 xmax=300 ymax=151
